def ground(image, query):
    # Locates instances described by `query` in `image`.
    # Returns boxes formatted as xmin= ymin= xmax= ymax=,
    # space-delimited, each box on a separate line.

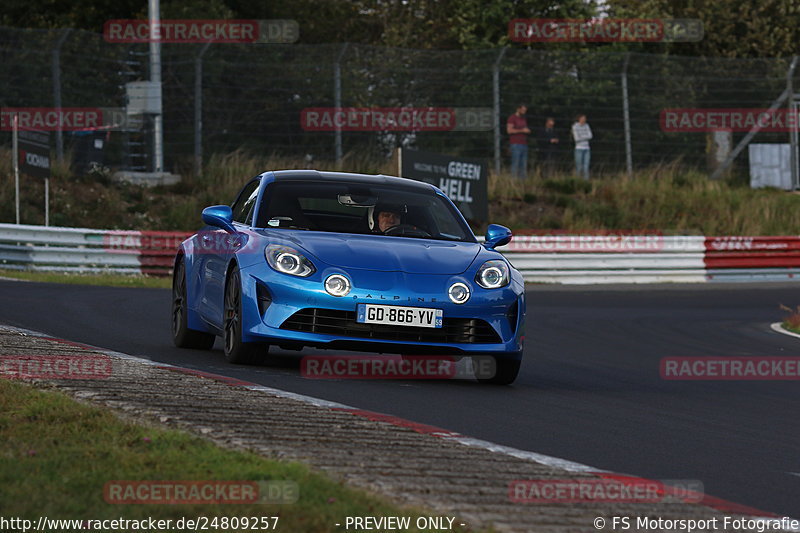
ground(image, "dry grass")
xmin=488 ymin=163 xmax=800 ymax=234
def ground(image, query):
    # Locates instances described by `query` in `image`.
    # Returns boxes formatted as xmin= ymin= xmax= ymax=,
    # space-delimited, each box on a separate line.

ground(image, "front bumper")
xmin=238 ymin=263 xmax=525 ymax=356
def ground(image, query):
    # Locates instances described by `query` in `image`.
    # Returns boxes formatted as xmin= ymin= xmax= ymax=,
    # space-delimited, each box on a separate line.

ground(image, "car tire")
xmin=224 ymin=267 xmax=268 ymax=365
xmin=172 ymin=257 xmax=216 ymax=350
xmin=473 ymin=354 xmax=521 ymax=385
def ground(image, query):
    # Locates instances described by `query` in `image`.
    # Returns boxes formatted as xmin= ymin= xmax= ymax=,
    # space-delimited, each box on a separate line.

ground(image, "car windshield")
xmin=256 ymin=180 xmax=475 ymax=242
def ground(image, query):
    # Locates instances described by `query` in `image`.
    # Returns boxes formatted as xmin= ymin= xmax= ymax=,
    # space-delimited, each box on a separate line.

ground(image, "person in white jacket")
xmin=571 ymin=114 xmax=592 ymax=180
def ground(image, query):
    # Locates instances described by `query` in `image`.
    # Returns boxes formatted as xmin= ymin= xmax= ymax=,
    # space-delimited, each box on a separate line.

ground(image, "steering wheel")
xmin=384 ymin=224 xmax=431 ymax=238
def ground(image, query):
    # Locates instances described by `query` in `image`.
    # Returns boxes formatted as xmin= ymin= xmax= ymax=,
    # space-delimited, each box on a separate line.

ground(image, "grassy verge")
xmin=488 ymin=165 xmax=800 ymax=235
xmin=0 ymin=379 xmax=474 ymax=532
xmin=0 ymin=269 xmax=171 ymax=289
xmin=3 ymin=148 xmax=800 ymax=234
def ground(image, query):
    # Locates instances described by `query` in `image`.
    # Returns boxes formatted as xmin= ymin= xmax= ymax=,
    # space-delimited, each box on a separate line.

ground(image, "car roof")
xmin=268 ymin=170 xmax=436 ymax=193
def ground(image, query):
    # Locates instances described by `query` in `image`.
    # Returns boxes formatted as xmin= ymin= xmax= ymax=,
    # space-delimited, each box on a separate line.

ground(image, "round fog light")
xmin=448 ymin=282 xmax=470 ymax=304
xmin=325 ymin=274 xmax=351 ymax=297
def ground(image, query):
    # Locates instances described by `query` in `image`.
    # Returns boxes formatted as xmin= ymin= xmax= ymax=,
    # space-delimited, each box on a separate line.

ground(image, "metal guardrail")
xmin=0 ymin=223 xmax=189 ymax=276
xmin=494 ymin=235 xmax=705 ymax=283
xmin=496 ymin=234 xmax=800 ymax=283
xmin=2 ymin=224 xmax=800 ymax=283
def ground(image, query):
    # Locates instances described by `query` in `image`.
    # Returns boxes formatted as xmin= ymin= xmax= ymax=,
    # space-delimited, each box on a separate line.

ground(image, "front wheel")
xmin=473 ymin=355 xmax=521 ymax=385
xmin=172 ymin=257 xmax=215 ymax=350
xmin=224 ymin=267 xmax=268 ymax=365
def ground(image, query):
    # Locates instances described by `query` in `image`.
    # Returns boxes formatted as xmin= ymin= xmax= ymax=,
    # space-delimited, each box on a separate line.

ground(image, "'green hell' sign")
xmin=400 ymin=149 xmax=488 ymax=222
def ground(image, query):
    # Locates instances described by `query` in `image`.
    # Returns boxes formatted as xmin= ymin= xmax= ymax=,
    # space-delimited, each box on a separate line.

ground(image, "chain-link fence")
xmin=1 ymin=25 xmax=798 ymax=177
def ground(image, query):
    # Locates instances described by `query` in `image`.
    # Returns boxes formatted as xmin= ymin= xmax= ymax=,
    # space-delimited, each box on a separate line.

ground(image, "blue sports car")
xmin=172 ymin=170 xmax=525 ymax=384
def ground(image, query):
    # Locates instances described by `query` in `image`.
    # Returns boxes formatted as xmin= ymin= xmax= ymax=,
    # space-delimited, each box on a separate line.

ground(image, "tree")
xmin=2 ymin=0 xmax=601 ymax=49
xmin=606 ymin=0 xmax=800 ymax=58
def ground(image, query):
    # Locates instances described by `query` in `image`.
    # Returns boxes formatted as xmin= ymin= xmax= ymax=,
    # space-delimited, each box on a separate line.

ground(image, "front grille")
xmin=280 ymin=308 xmax=501 ymax=344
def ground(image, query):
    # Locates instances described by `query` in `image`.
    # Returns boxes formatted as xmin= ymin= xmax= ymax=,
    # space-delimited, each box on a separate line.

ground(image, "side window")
xmin=231 ymin=179 xmax=260 ymax=224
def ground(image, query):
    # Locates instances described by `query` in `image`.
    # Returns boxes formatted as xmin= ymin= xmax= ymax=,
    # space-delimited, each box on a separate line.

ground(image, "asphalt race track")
xmin=1 ymin=280 xmax=799 ymax=517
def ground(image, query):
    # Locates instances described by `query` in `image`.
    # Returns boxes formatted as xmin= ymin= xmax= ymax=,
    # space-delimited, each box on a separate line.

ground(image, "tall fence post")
xmin=334 ymin=43 xmax=349 ymax=167
xmin=194 ymin=42 xmax=211 ymax=177
xmin=493 ymin=47 xmax=507 ymax=176
xmin=149 ymin=0 xmax=164 ymax=172
xmin=622 ymin=53 xmax=633 ymax=176
xmin=13 ymin=114 xmax=19 ymax=224
xmin=789 ymin=55 xmax=800 ymax=190
xmin=52 ymin=28 xmax=71 ymax=164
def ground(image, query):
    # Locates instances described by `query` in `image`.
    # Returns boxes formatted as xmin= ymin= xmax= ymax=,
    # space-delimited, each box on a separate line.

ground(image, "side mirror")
xmin=202 ymin=205 xmax=236 ymax=233
xmin=484 ymin=224 xmax=512 ymax=249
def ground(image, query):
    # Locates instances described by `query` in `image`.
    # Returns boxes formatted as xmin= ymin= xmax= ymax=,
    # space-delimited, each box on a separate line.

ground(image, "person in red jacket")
xmin=506 ymin=104 xmax=531 ymax=179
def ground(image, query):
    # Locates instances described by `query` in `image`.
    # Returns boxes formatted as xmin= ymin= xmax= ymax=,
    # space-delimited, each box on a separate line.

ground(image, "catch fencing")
xmin=2 ymin=224 xmax=800 ymax=283
xmin=1 ymin=25 xmax=799 ymax=178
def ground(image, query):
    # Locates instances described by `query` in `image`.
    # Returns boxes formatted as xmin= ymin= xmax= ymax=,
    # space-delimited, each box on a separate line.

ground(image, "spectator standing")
xmin=506 ymin=104 xmax=530 ymax=179
xmin=536 ymin=117 xmax=559 ymax=177
xmin=571 ymin=114 xmax=592 ymax=180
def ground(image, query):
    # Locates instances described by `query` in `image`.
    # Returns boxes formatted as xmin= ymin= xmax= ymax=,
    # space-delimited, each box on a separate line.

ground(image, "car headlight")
xmin=475 ymin=260 xmax=510 ymax=289
xmin=265 ymin=245 xmax=316 ymax=277
xmin=448 ymin=282 xmax=471 ymax=304
xmin=324 ymin=274 xmax=351 ymax=297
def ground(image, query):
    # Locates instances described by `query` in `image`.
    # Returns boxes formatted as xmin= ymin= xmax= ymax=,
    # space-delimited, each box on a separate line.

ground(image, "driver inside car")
xmin=369 ymin=203 xmax=406 ymax=234
xmin=377 ymin=208 xmax=401 ymax=233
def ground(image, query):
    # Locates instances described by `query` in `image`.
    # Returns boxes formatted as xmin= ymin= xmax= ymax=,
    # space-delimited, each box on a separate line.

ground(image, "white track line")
xmin=771 ymin=322 xmax=800 ymax=340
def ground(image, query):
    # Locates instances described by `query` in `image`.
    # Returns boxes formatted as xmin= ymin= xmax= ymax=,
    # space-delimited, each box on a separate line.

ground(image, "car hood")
xmin=260 ymin=230 xmax=481 ymax=274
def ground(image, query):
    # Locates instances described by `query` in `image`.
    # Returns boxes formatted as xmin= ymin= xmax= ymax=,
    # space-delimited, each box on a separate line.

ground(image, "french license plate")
xmin=356 ymin=304 xmax=443 ymax=328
